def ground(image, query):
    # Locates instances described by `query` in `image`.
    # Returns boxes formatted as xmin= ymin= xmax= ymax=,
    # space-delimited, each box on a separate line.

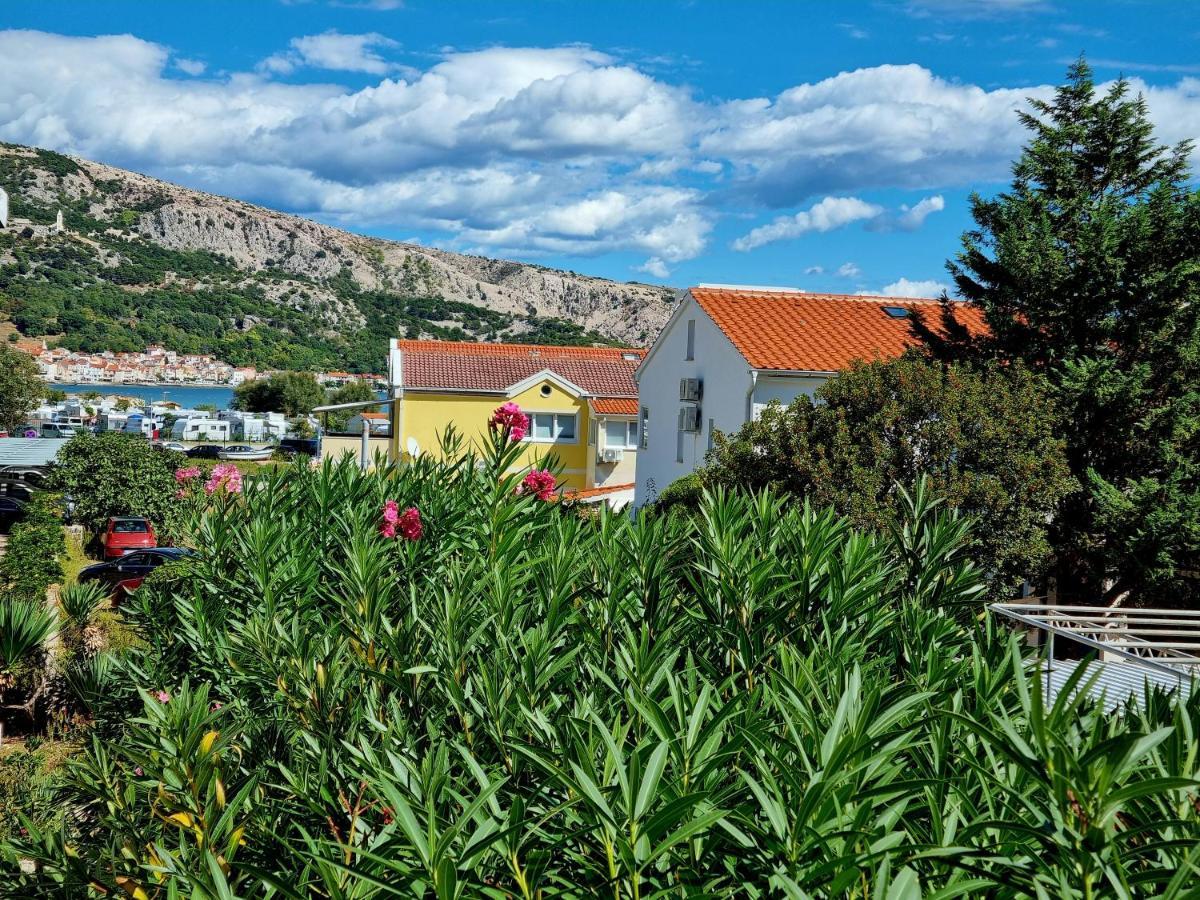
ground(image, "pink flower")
xmin=154 ymin=690 xmax=170 ymax=703
xmin=204 ymin=463 xmax=243 ymax=495
xmin=210 ymin=701 xmax=223 ymax=711
xmin=518 ymin=469 xmax=557 ymax=502
xmin=379 ymin=502 xmax=422 ymax=540
xmin=397 ymin=507 xmax=422 ymax=541
xmin=489 ymin=402 xmax=530 ymax=442
xmin=134 ymin=767 xmax=144 ymax=777
xmin=174 ymin=466 xmax=202 ymax=483
xmin=175 ymin=489 xmax=187 ymax=500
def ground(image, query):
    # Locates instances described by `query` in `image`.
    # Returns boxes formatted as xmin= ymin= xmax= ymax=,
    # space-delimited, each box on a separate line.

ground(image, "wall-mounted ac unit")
xmin=600 ymin=447 xmax=624 ymax=463
xmin=679 ymin=377 xmax=702 ymax=402
xmin=678 ymin=406 xmax=701 ymax=433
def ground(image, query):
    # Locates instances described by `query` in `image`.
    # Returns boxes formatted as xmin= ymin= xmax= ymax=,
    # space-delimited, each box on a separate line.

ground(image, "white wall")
xmin=633 ymin=295 xmax=753 ymax=507
xmin=751 ymin=374 xmax=826 ymax=418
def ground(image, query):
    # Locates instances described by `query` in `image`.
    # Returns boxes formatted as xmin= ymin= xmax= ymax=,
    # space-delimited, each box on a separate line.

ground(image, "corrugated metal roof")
xmin=0 ymin=438 xmax=70 ymax=468
xmin=1045 ymin=659 xmax=1194 ymax=714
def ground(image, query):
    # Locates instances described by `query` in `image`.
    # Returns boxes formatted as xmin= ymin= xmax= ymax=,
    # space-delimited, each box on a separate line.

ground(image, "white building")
xmin=345 ymin=411 xmax=391 ymax=436
xmin=632 ymin=285 xmax=983 ymax=508
xmin=171 ymin=417 xmax=231 ymax=442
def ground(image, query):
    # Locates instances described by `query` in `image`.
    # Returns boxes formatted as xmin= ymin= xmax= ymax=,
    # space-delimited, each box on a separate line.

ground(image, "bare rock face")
xmin=27 ymin=150 xmax=675 ymax=346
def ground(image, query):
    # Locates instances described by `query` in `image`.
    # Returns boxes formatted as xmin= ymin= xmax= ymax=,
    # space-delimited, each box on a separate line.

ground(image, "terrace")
xmin=992 ymin=601 xmax=1198 ymax=713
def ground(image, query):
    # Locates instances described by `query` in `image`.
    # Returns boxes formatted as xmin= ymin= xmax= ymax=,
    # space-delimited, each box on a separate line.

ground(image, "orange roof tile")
xmin=590 ymin=398 xmax=639 ymax=416
xmin=397 ymin=340 xmax=644 ymax=397
xmin=689 ymin=287 xmax=987 ymax=372
xmin=562 ymin=482 xmax=635 ymax=501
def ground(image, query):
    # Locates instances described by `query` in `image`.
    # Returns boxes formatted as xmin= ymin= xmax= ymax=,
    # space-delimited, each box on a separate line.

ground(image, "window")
xmin=882 ymin=306 xmax=910 ymax=318
xmin=604 ymin=419 xmax=638 ymax=450
xmin=526 ymin=412 xmax=578 ymax=443
xmin=640 ymin=407 xmax=649 ymax=448
xmin=676 ymin=427 xmax=684 ymax=463
xmin=707 ymin=417 xmax=715 ymax=452
xmin=685 ymin=319 xmax=696 ymax=360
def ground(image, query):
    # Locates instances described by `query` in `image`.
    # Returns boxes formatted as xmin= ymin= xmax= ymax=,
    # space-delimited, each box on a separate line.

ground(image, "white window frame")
xmin=525 ymin=411 xmax=579 ymax=444
xmin=603 ymin=418 xmax=639 ymax=450
xmin=640 ymin=407 xmax=649 ymax=448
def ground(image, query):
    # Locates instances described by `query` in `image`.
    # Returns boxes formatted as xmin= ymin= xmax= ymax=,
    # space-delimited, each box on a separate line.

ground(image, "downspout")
xmin=745 ymin=369 xmax=758 ymax=424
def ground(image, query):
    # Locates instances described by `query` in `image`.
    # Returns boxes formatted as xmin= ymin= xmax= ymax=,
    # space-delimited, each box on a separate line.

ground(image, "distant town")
xmin=10 ymin=339 xmax=381 ymax=390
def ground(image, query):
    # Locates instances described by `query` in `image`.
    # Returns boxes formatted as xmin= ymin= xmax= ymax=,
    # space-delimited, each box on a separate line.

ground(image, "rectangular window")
xmin=640 ymin=407 xmax=649 ymax=448
xmin=527 ymin=412 xmax=578 ymax=443
xmin=676 ymin=427 xmax=684 ymax=463
xmin=685 ymin=319 xmax=696 ymax=360
xmin=707 ymin=417 xmax=715 ymax=452
xmin=605 ymin=420 xmax=639 ymax=450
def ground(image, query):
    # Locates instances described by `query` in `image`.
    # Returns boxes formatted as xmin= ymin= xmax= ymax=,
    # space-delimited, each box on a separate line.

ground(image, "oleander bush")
xmin=1 ymin=417 xmax=1197 ymax=898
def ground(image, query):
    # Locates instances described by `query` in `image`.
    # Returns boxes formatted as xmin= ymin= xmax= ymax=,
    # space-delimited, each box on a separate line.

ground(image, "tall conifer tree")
xmin=948 ymin=59 xmax=1200 ymax=604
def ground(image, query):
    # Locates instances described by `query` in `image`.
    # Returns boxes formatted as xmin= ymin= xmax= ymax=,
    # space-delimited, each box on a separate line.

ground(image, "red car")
xmin=102 ymin=516 xmax=156 ymax=561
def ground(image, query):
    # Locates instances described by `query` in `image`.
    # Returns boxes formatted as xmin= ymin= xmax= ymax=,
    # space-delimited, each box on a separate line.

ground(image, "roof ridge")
xmin=691 ymin=286 xmax=956 ymax=304
xmin=395 ymin=339 xmax=645 ymax=356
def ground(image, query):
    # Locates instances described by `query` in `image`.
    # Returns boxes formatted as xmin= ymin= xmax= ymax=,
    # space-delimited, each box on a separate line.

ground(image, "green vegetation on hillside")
xmin=0 ymin=150 xmax=627 ymax=372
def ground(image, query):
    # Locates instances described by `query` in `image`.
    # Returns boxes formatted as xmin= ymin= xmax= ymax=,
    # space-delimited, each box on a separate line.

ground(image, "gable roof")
xmin=395 ymin=340 xmax=644 ymax=397
xmin=688 ymin=286 xmax=986 ymax=372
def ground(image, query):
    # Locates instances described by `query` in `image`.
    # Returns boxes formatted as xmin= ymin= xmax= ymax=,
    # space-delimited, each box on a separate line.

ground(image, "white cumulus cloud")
xmin=837 ymin=262 xmax=862 ymax=278
xmin=261 ymin=31 xmax=401 ymax=75
xmin=0 ymin=29 xmax=1197 ymax=269
xmin=866 ymin=277 xmax=951 ymax=298
xmin=732 ymin=197 xmax=883 ymax=252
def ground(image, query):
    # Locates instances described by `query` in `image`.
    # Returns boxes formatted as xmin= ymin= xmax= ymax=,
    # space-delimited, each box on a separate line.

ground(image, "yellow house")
xmin=385 ymin=339 xmax=644 ymax=500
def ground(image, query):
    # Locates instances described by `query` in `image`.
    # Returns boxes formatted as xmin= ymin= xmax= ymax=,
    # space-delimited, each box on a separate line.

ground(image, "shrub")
xmin=2 ymin=414 xmax=1196 ymax=897
xmin=699 ymin=355 xmax=1075 ymax=596
xmin=0 ymin=494 xmax=65 ymax=602
xmin=45 ymin=433 xmax=181 ymax=536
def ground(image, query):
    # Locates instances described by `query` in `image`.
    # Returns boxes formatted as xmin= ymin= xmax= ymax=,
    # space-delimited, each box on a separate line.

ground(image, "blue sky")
xmin=1 ymin=0 xmax=1198 ymax=295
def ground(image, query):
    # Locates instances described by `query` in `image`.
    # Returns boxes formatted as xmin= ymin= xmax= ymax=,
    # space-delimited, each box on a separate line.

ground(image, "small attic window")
xmin=622 ymin=352 xmax=639 ymax=361
xmin=882 ymin=306 xmax=910 ymax=318
xmin=540 ymin=384 xmax=553 ymax=397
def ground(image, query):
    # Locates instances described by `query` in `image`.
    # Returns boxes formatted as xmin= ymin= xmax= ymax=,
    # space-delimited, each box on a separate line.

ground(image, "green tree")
xmin=695 ymin=355 xmax=1075 ymax=596
xmin=45 ymin=433 xmax=181 ymax=534
xmin=0 ymin=346 xmax=46 ymax=433
xmin=233 ymin=372 xmax=325 ymax=416
xmin=945 ymin=60 xmax=1200 ymax=604
xmin=323 ymin=379 xmax=377 ymax=432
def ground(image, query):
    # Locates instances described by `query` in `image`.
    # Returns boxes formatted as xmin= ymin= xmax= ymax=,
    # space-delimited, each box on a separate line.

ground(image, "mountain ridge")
xmin=0 ymin=143 xmax=676 ymax=372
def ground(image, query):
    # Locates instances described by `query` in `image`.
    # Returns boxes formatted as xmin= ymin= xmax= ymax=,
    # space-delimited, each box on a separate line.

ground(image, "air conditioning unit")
xmin=678 ymin=406 xmax=701 ymax=433
xmin=600 ymin=447 xmax=624 ymax=463
xmin=679 ymin=377 xmax=702 ymax=402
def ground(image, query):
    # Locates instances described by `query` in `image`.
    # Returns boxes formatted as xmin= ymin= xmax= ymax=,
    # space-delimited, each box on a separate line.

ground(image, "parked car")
xmin=40 ymin=422 xmax=78 ymax=438
xmin=0 ymin=496 xmax=26 ymax=533
xmin=277 ymin=436 xmax=321 ymax=458
xmin=78 ymin=547 xmax=194 ymax=597
xmin=102 ymin=516 xmax=156 ymax=561
xmin=157 ymin=441 xmax=187 ymax=453
xmin=186 ymin=444 xmax=225 ymax=459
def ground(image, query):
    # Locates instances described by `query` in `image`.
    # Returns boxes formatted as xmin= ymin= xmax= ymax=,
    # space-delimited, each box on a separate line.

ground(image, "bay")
xmin=51 ymin=382 xmax=236 ymax=410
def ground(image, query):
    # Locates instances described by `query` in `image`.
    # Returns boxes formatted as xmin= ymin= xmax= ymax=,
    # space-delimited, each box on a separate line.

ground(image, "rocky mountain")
xmin=0 ymin=143 xmax=675 ymax=372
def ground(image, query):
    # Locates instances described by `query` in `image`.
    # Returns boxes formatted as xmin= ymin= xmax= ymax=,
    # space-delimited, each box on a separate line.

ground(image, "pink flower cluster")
xmin=380 ymin=500 xmax=422 ymax=540
xmin=154 ymin=690 xmax=170 ymax=703
xmin=205 ymin=463 xmax=243 ymax=495
xmin=175 ymin=466 xmax=202 ymax=483
xmin=518 ymin=469 xmax=557 ymax=501
xmin=489 ymin=402 xmax=530 ymax=442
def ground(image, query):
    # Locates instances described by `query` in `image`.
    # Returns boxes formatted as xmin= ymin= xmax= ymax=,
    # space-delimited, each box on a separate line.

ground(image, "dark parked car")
xmin=276 ymin=437 xmax=321 ymax=458
xmin=79 ymin=547 xmax=194 ymax=597
xmin=186 ymin=444 xmax=225 ymax=459
xmin=0 ymin=496 xmax=26 ymax=533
